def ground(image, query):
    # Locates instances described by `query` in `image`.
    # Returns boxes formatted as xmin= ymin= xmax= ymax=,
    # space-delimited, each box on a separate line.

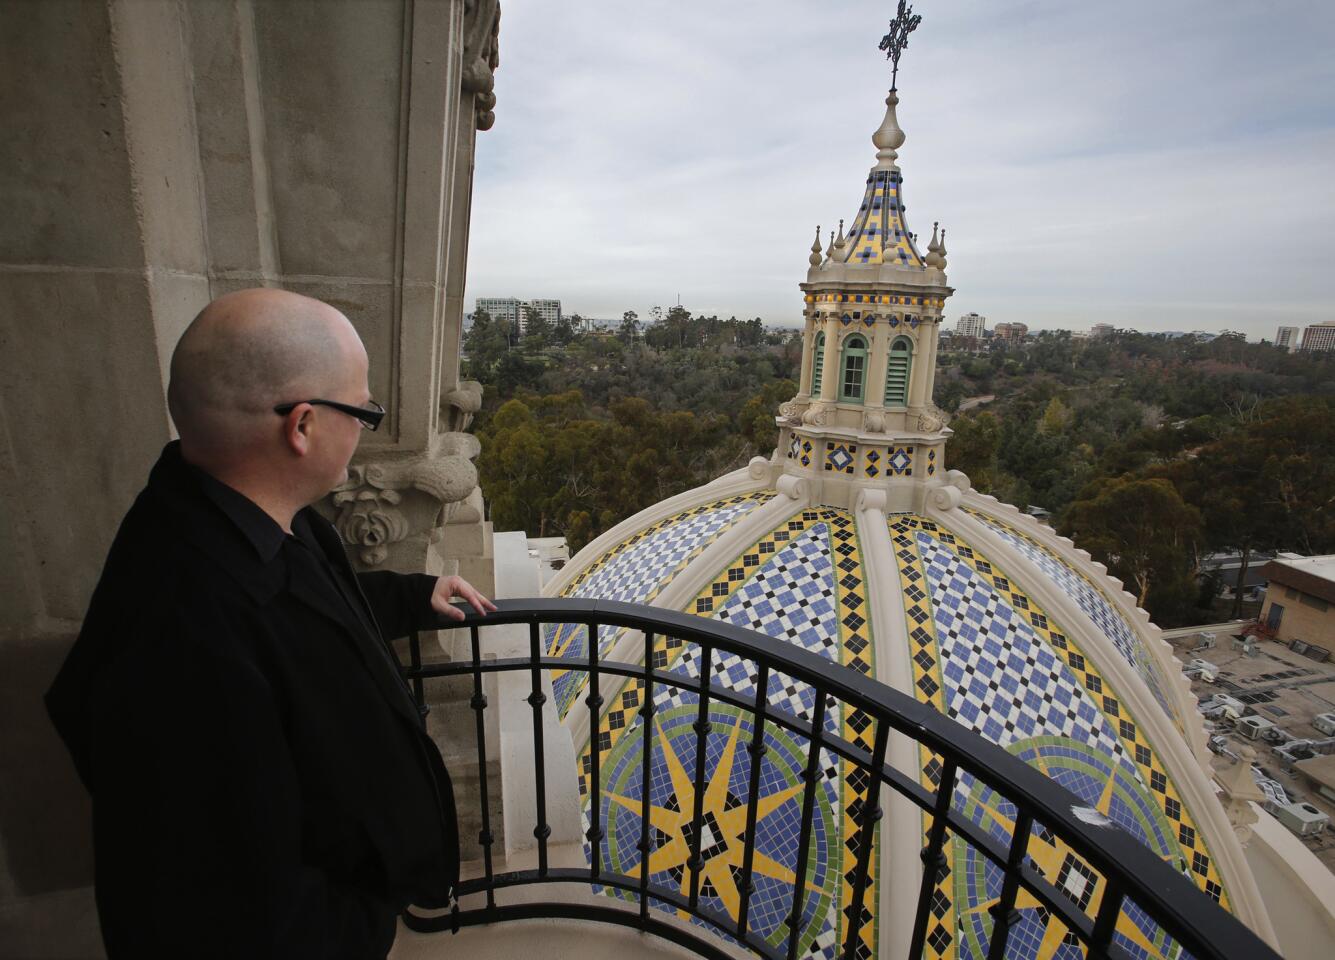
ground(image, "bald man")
xmin=46 ymin=288 xmax=496 ymax=960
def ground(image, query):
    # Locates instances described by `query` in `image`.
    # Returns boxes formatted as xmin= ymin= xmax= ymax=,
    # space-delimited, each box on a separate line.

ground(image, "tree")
xmin=618 ymin=310 xmax=639 ymax=343
xmin=947 ymin=412 xmax=1001 ymax=491
xmin=1061 ymin=476 xmax=1202 ymax=611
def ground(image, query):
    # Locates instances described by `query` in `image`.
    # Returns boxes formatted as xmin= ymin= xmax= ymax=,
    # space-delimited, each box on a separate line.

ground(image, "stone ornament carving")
xmin=916 ymin=403 xmax=949 ymax=433
xmin=778 ymin=398 xmax=807 ymax=425
xmin=862 ymin=409 xmax=886 ymax=433
xmin=1213 ymin=746 xmax=1266 ymax=846
xmin=441 ymin=380 xmax=483 ymax=434
xmin=333 ymin=448 xmax=479 ymax=565
xmin=462 ymin=0 xmax=501 ymax=130
xmin=801 ymin=402 xmax=828 ymax=426
xmin=929 ymin=484 xmax=962 ymax=511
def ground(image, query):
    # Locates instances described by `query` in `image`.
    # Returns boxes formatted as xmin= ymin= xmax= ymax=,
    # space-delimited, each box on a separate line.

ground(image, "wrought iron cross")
xmin=878 ymin=0 xmax=923 ymax=91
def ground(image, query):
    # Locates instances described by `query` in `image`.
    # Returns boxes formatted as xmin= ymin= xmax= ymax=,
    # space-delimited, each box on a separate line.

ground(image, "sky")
xmin=465 ymin=0 xmax=1335 ymax=337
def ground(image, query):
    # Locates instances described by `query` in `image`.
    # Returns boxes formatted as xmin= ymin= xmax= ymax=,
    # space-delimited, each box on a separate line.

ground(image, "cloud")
xmin=466 ymin=0 xmax=1335 ymax=337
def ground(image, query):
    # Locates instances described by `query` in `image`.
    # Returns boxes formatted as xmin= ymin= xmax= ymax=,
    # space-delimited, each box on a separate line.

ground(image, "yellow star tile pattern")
xmin=576 ymin=507 xmax=878 ymax=958
xmin=888 ymin=514 xmax=1229 ymax=960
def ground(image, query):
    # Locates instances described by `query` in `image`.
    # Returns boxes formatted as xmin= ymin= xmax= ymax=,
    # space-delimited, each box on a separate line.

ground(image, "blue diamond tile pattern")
xmin=673 ymin=523 xmax=841 ymax=732
xmin=916 ymin=531 xmax=1133 ymax=770
xmin=888 ymin=446 xmax=913 ymax=476
xmin=547 ymin=494 xmax=768 ymax=716
xmin=967 ymin=510 xmax=1178 ymax=726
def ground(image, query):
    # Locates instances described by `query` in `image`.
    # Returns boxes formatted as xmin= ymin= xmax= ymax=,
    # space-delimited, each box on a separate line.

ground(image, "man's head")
xmin=168 ymin=288 xmax=373 ymax=509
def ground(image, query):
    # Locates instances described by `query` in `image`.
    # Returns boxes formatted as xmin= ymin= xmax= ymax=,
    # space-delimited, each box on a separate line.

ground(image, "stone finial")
xmin=872 ymin=91 xmax=906 ymax=170
xmin=825 ymin=230 xmax=835 ymax=261
xmin=925 ymin=221 xmax=943 ymax=269
xmin=809 ymin=225 xmax=824 ymax=266
xmin=1213 ymin=745 xmax=1266 ymax=846
xmin=938 ymin=227 xmax=948 ymax=270
xmin=835 ymin=218 xmax=846 ymax=250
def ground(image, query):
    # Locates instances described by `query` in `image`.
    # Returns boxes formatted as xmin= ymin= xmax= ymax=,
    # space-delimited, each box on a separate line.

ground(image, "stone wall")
xmin=0 ymin=0 xmax=498 ymax=950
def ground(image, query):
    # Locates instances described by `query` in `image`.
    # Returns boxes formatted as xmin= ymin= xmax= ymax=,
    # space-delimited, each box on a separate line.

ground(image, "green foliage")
xmin=1060 ymin=476 xmax=1203 ymax=611
xmin=476 ymin=391 xmax=745 ymax=552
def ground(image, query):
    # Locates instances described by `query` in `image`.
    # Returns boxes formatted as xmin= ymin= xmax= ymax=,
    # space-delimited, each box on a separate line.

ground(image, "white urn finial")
xmin=873 ymin=91 xmax=906 ymax=170
xmin=809 ymin=225 xmax=823 ymax=267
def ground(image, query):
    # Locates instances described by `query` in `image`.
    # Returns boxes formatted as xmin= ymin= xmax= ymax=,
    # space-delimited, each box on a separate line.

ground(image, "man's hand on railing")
xmin=430 ymin=575 xmax=498 ymax=621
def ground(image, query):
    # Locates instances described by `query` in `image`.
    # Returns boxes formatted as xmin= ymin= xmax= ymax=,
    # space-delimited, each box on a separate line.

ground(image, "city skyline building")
xmin=1300 ymin=321 xmax=1335 ymax=353
xmin=474 ymin=296 xmax=563 ymax=334
xmin=1275 ymin=325 xmax=1299 ymax=352
xmin=954 ymin=311 xmax=986 ymax=338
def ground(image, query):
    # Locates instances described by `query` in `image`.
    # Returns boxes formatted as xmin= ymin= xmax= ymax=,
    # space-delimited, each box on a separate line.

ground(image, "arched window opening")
xmin=811 ymin=332 xmax=826 ymax=395
xmin=840 ymin=334 xmax=868 ymax=404
xmin=884 ymin=336 xmax=913 ymax=407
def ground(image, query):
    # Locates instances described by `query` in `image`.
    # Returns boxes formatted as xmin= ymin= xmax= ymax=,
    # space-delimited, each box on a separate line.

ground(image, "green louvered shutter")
xmin=811 ymin=332 xmax=826 ymax=394
xmin=884 ymin=337 xmax=912 ymax=406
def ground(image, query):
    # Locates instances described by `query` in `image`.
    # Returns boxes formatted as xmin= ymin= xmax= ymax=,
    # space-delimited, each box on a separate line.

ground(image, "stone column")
xmin=864 ymin=313 xmax=890 ymax=420
xmin=906 ymin=323 xmax=931 ymax=413
xmin=797 ymin=313 xmax=816 ymax=398
xmin=818 ymin=317 xmax=841 ymax=403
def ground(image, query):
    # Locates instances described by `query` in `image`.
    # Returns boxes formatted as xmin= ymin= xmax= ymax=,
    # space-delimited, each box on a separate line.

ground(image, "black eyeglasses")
xmin=273 ymin=398 xmax=386 ymax=431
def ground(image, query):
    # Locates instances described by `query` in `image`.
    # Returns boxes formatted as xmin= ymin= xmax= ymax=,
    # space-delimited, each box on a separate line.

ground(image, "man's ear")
xmin=282 ymin=405 xmax=313 ymax=456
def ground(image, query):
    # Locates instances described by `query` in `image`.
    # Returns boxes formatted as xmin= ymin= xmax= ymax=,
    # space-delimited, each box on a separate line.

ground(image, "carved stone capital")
xmin=462 ymin=0 xmax=501 ymax=129
xmin=916 ymin=403 xmax=949 ymax=433
xmin=327 ymin=443 xmax=479 ymax=566
xmin=801 ymin=402 xmax=828 ymax=426
xmin=778 ymin=398 xmax=807 ymax=424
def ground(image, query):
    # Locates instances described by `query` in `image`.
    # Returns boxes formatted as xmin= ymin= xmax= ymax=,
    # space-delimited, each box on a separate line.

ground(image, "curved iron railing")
xmin=400 ymin=598 xmax=1278 ymax=960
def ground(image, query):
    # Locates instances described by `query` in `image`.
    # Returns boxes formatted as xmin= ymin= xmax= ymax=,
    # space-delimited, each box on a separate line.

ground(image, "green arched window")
xmin=811 ymin=332 xmax=826 ymax=394
xmin=839 ymin=334 xmax=868 ymax=404
xmin=884 ymin=336 xmax=913 ymax=407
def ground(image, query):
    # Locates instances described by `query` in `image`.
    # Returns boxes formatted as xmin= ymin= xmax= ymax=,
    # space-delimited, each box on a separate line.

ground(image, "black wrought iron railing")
xmin=400 ymin=598 xmax=1278 ymax=960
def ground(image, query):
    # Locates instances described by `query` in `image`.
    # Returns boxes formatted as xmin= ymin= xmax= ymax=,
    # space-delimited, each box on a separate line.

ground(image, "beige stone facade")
xmin=0 ymin=1 xmax=499 ymax=951
xmin=1258 ymin=555 xmax=1335 ymax=647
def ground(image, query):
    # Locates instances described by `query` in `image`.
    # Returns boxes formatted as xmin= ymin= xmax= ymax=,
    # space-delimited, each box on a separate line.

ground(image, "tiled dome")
xmin=543 ymin=470 xmax=1239 ymax=959
xmin=538 ymin=76 xmax=1263 ymax=959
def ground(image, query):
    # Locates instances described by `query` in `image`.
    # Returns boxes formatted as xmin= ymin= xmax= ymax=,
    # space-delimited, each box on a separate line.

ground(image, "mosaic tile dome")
xmin=539 ymin=81 xmax=1263 ymax=960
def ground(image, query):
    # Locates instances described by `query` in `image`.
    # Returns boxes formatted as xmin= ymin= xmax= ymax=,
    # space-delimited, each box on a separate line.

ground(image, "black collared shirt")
xmin=190 ymin=462 xmax=404 ymax=684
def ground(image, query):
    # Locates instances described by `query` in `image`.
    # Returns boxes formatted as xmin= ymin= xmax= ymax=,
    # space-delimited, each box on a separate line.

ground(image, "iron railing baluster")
xmin=908 ymin=756 xmax=958 ymax=959
xmin=528 ymin=620 xmax=550 ymax=876
xmin=687 ymin=643 xmax=714 ymax=913
xmin=785 ymin=689 xmax=828 ymax=960
xmin=638 ymin=630 xmax=657 ymax=924
xmin=468 ymin=623 xmax=495 ymax=910
xmin=735 ymin=663 xmax=771 ymax=939
xmin=1089 ymin=876 xmax=1125 ymax=960
xmin=407 ymin=629 xmax=428 ymax=728
xmin=984 ymin=810 xmax=1033 ymax=960
xmin=840 ymin=719 xmax=888 ymax=960
xmin=585 ymin=620 xmax=604 ymax=879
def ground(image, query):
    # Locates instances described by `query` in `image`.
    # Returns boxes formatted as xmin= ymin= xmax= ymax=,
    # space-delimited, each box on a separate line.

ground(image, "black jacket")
xmin=45 ymin=442 xmax=459 ymax=960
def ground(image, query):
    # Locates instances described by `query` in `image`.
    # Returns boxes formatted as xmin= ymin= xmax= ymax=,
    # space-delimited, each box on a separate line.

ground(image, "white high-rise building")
xmin=1301 ymin=321 xmax=1335 ymax=353
xmin=955 ymin=312 xmax=986 ymax=338
xmin=1275 ymin=326 xmax=1299 ymax=352
xmin=474 ymin=297 xmax=563 ymax=334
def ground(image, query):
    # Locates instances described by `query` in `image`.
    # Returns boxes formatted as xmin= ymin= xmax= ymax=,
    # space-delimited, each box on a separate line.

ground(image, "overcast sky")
xmin=464 ymin=0 xmax=1335 ymax=337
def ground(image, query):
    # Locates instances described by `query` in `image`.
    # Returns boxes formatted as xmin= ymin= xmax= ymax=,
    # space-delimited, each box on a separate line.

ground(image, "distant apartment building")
xmin=474 ymin=297 xmax=563 ymax=334
xmin=1275 ymin=326 xmax=1299 ymax=352
xmin=526 ymin=298 xmax=562 ymax=329
xmin=1090 ymin=323 xmax=1115 ymax=339
xmin=992 ymin=322 xmax=1029 ymax=341
xmin=955 ymin=312 xmax=986 ymax=338
xmin=1300 ymin=321 xmax=1335 ymax=353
